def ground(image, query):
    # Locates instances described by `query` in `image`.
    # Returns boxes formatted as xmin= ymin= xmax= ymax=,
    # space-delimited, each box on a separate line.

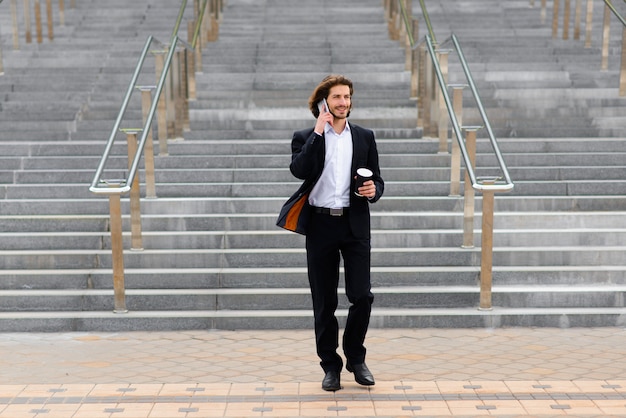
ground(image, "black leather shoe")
xmin=346 ymin=362 xmax=375 ymax=386
xmin=322 ymin=370 xmax=341 ymax=391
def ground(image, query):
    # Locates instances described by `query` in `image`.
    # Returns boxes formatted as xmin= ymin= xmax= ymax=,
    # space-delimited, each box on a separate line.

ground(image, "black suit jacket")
xmin=276 ymin=122 xmax=384 ymax=239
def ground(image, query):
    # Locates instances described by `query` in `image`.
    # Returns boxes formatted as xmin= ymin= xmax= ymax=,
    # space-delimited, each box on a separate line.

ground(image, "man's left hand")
xmin=358 ymin=180 xmax=376 ymax=199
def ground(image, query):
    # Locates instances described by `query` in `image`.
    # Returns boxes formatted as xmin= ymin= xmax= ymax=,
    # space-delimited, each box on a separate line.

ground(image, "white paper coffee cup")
xmin=354 ymin=168 xmax=373 ymax=197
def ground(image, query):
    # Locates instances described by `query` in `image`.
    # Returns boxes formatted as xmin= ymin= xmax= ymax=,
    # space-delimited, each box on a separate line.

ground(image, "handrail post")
xmin=397 ymin=2 xmax=407 ymax=46
xmin=422 ymin=44 xmax=433 ymax=135
xmin=219 ymin=0 xmax=224 ymax=20
xmin=602 ymin=2 xmax=611 ymax=70
xmin=462 ymin=128 xmax=479 ymax=249
xmin=620 ymin=26 xmax=626 ymax=96
xmin=0 ymin=34 xmax=3 ymax=76
xmin=194 ymin=0 xmax=200 ymax=24
xmin=429 ymin=52 xmax=439 ymax=138
xmin=34 ymin=0 xmax=42 ymax=43
xmin=11 ymin=0 xmax=20 ymax=50
xmin=449 ymin=86 xmax=465 ymax=197
xmin=437 ymin=50 xmax=450 ymax=153
xmin=177 ymin=49 xmax=188 ymax=133
xmin=574 ymin=0 xmax=582 ymax=40
xmin=24 ymin=0 xmax=32 ymax=43
xmin=563 ymin=0 xmax=571 ymax=40
xmin=479 ymin=179 xmax=496 ymax=310
xmin=202 ymin=0 xmax=210 ymax=44
xmin=195 ymin=27 xmax=204 ymax=73
xmin=393 ymin=0 xmax=401 ymax=40
xmin=585 ymin=0 xmax=594 ymax=48
xmin=172 ymin=49 xmax=183 ymax=139
xmin=417 ymin=42 xmax=427 ymax=127
xmin=59 ymin=0 xmax=65 ymax=26
xmin=123 ymin=130 xmax=144 ymax=251
xmin=410 ymin=18 xmax=419 ymax=99
xmin=46 ymin=0 xmax=53 ymax=41
xmin=552 ymin=0 xmax=560 ymax=39
xmin=166 ymin=49 xmax=177 ymax=139
xmin=109 ymin=193 xmax=127 ymax=313
xmin=215 ymin=0 xmax=222 ymax=40
xmin=180 ymin=50 xmax=191 ymax=131
xmin=187 ymin=21 xmax=198 ymax=100
xmin=154 ymin=51 xmax=169 ymax=156
xmin=389 ymin=0 xmax=399 ymax=40
xmin=139 ymin=87 xmax=157 ymax=198
xmin=541 ymin=0 xmax=548 ymax=24
xmin=209 ymin=0 xmax=220 ymax=41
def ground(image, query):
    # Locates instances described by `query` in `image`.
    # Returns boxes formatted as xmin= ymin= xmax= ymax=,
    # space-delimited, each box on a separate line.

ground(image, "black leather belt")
xmin=313 ymin=207 xmax=349 ymax=216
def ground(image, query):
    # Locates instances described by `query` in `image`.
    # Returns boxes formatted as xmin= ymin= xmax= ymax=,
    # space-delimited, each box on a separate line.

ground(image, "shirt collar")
xmin=324 ymin=121 xmax=351 ymax=135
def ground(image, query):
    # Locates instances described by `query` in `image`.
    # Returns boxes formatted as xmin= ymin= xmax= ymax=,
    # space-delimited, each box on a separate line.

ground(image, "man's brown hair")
xmin=308 ymin=74 xmax=353 ymax=118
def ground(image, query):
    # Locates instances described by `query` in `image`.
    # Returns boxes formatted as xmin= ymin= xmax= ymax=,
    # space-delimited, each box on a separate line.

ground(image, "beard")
xmin=330 ymin=107 xmax=351 ymax=119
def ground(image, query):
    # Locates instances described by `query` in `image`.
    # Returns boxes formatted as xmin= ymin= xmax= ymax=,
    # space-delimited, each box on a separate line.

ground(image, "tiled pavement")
xmin=1 ymin=327 xmax=626 ymax=417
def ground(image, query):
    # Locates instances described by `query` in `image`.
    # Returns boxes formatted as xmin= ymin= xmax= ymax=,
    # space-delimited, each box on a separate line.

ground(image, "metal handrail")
xmin=90 ymin=0 xmax=208 ymax=195
xmin=170 ymin=0 xmax=189 ymax=42
xmin=417 ymin=0 xmax=436 ymax=44
xmin=398 ymin=0 xmax=415 ymax=46
xmin=447 ymin=34 xmax=514 ymax=192
xmin=88 ymin=35 xmax=179 ymax=195
xmin=191 ymin=0 xmax=210 ymax=48
xmin=398 ymin=0 xmax=513 ymax=190
xmin=604 ymin=0 xmax=626 ymax=27
xmin=88 ymin=35 xmax=156 ymax=194
xmin=171 ymin=0 xmax=211 ymax=46
xmin=421 ymin=35 xmax=512 ymax=192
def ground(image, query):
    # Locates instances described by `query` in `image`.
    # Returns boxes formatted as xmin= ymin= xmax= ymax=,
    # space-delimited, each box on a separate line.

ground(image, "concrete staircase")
xmin=1 ymin=0 xmax=626 ymax=331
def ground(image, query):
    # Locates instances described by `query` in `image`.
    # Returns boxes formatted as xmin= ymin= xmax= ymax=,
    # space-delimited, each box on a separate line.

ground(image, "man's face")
xmin=327 ymin=85 xmax=351 ymax=119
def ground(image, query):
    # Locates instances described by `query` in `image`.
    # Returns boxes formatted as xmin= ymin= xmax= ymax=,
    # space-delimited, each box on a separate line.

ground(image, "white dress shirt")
xmin=308 ymin=122 xmax=353 ymax=209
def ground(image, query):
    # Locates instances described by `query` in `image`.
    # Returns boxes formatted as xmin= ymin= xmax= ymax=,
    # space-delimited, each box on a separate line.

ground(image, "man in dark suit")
xmin=277 ymin=75 xmax=384 ymax=391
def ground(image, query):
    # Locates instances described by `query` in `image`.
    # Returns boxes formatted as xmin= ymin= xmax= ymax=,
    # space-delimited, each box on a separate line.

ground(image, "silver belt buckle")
xmin=329 ymin=208 xmax=343 ymax=216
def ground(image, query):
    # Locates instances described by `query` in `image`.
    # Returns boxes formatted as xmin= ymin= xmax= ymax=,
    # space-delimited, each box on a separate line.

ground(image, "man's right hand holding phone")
xmin=314 ymin=100 xmax=333 ymax=136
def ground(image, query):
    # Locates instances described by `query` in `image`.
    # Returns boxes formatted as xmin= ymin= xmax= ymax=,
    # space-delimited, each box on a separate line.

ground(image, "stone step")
xmin=13 ymin=164 xmax=626 ymax=184
xmin=0 ymin=264 xmax=465 ymax=291
xmin=5 ymin=146 xmax=626 ymax=173
xmin=3 ymin=136 xmax=618 ymax=156
xmin=2 ymin=226 xmax=625 ymax=251
xmin=1 ymin=284 xmax=625 ymax=313
xmin=0 ymin=209 xmax=626 ymax=235
xmin=8 ymin=178 xmax=626 ymax=199
xmin=0 ymin=306 xmax=624 ymax=332
xmin=3 ymin=264 xmax=626 ymax=291
xmin=2 ymin=192 xmax=626 ymax=220
xmin=12 ymin=150 xmax=614 ymax=172
xmin=3 ymin=136 xmax=626 ymax=156
xmin=2 ymin=245 xmax=626 ymax=270
xmin=74 ymin=178 xmax=626 ymax=197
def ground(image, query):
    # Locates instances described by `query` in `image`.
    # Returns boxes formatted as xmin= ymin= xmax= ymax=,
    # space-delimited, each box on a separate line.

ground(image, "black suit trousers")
xmin=305 ymin=211 xmax=374 ymax=373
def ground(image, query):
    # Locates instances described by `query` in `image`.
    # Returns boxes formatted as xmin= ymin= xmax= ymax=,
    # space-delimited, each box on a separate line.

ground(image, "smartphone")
xmin=317 ymin=98 xmax=328 ymax=114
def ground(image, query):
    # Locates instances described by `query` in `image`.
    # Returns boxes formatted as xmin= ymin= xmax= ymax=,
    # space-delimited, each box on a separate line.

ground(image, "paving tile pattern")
xmin=1 ymin=328 xmax=626 ymax=416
